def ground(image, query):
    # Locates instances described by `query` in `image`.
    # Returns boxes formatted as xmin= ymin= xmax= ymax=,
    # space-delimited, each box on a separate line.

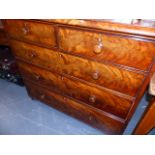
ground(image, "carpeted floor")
xmin=0 ymin=79 xmax=154 ymax=135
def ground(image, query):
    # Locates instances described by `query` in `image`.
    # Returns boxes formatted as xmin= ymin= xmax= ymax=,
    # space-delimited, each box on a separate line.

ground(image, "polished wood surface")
xmin=59 ymin=27 xmax=155 ymax=71
xmin=133 ymin=97 xmax=155 ymax=134
xmin=5 ymin=20 xmax=56 ymax=47
xmin=11 ymin=40 xmax=145 ymax=97
xmin=25 ymin=80 xmax=125 ymax=134
xmin=0 ymin=20 xmax=9 ymax=45
xmin=10 ymin=40 xmax=61 ymax=72
xmin=58 ymin=52 xmax=144 ymax=97
xmin=18 ymin=61 xmax=132 ymax=119
xmin=4 ymin=19 xmax=155 ymax=134
xmin=41 ymin=19 xmax=155 ymax=38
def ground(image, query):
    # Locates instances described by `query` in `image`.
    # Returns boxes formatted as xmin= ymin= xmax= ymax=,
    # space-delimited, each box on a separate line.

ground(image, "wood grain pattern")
xmin=11 ymin=40 xmax=144 ymax=97
xmin=0 ymin=20 xmax=9 ymax=45
xmin=41 ymin=19 xmax=155 ymax=38
xmin=58 ymin=52 xmax=144 ymax=97
xmin=5 ymin=19 xmax=56 ymax=47
xmin=5 ymin=19 xmax=155 ymax=134
xmin=59 ymin=27 xmax=155 ymax=71
xmin=0 ymin=30 xmax=9 ymax=45
xmin=10 ymin=40 xmax=61 ymax=72
xmin=133 ymin=97 xmax=155 ymax=134
xmin=18 ymin=61 xmax=132 ymax=119
xmin=25 ymin=80 xmax=125 ymax=134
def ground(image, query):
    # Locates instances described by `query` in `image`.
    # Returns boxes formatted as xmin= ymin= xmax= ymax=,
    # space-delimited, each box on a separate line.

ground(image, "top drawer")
xmin=5 ymin=20 xmax=56 ymax=47
xmin=58 ymin=27 xmax=155 ymax=71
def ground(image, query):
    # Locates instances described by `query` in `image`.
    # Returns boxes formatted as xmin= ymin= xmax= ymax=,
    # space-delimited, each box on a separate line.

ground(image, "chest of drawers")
xmin=4 ymin=19 xmax=155 ymax=134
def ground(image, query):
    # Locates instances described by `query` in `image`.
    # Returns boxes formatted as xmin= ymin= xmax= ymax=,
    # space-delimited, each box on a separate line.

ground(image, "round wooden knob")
xmin=35 ymin=75 xmax=40 ymax=80
xmin=30 ymin=52 xmax=37 ymax=58
xmin=22 ymin=23 xmax=29 ymax=35
xmin=92 ymin=71 xmax=100 ymax=80
xmin=93 ymin=37 xmax=103 ymax=54
xmin=63 ymin=97 xmax=67 ymax=102
xmin=93 ymin=44 xmax=103 ymax=54
xmin=89 ymin=116 xmax=92 ymax=121
xmin=61 ymin=76 xmax=64 ymax=80
xmin=89 ymin=95 xmax=96 ymax=103
xmin=40 ymin=94 xmax=45 ymax=99
xmin=22 ymin=27 xmax=29 ymax=35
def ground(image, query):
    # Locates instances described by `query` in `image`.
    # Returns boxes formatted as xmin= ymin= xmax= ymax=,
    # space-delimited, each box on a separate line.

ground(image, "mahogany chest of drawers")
xmin=4 ymin=19 xmax=155 ymax=134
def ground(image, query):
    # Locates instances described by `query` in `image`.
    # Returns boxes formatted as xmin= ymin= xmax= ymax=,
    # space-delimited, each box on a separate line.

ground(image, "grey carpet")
xmin=0 ymin=79 xmax=154 ymax=135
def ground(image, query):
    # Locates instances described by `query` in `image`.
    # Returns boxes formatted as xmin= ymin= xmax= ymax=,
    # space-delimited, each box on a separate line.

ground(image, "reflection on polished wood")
xmin=4 ymin=19 xmax=155 ymax=134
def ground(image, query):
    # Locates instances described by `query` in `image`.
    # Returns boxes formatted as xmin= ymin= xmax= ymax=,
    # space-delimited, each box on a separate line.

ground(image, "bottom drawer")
xmin=25 ymin=80 xmax=126 ymax=134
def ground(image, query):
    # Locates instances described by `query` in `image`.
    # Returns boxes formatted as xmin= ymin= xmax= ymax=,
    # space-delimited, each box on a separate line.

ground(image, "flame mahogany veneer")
xmin=4 ymin=19 xmax=155 ymax=134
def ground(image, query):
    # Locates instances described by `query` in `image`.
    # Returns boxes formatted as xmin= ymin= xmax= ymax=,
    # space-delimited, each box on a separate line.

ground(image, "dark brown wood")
xmin=0 ymin=20 xmax=9 ymax=45
xmin=133 ymin=97 xmax=155 ymax=134
xmin=5 ymin=19 xmax=57 ymax=47
xmin=18 ymin=61 xmax=132 ymax=119
xmin=11 ymin=40 xmax=144 ymax=97
xmin=4 ymin=19 xmax=155 ymax=134
xmin=25 ymin=80 xmax=125 ymax=134
xmin=58 ymin=27 xmax=155 ymax=71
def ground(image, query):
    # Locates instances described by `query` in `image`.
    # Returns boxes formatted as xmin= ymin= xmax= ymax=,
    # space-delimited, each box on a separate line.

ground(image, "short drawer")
xmin=10 ymin=40 xmax=61 ymax=73
xmin=18 ymin=61 xmax=132 ymax=119
xmin=25 ymin=80 xmax=125 ymax=134
xmin=58 ymin=27 xmax=155 ymax=71
xmin=11 ymin=40 xmax=145 ymax=97
xmin=5 ymin=20 xmax=56 ymax=47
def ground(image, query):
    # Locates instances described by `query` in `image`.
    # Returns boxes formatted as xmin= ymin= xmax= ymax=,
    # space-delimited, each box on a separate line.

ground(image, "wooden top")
xmin=40 ymin=19 xmax=155 ymax=38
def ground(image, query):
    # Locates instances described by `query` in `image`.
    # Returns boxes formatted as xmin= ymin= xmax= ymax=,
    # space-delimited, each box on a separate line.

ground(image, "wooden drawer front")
xmin=5 ymin=20 xmax=56 ymax=47
xmin=58 ymin=52 xmax=144 ymax=97
xmin=25 ymin=81 xmax=125 ymax=134
xmin=18 ymin=61 xmax=132 ymax=119
xmin=0 ymin=30 xmax=8 ymax=45
xmin=59 ymin=27 xmax=155 ymax=71
xmin=10 ymin=40 xmax=61 ymax=72
xmin=11 ymin=40 xmax=144 ymax=97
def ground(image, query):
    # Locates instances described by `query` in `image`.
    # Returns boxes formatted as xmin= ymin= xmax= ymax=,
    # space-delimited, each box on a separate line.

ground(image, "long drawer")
xmin=58 ymin=27 xmax=155 ymax=71
xmin=5 ymin=19 xmax=56 ymax=47
xmin=25 ymin=80 xmax=125 ymax=134
xmin=11 ymin=40 xmax=145 ymax=97
xmin=18 ymin=61 xmax=132 ymax=119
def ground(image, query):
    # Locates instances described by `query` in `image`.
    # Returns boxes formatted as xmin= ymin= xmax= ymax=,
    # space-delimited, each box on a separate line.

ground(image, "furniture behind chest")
xmin=3 ymin=19 xmax=155 ymax=134
xmin=0 ymin=20 xmax=24 ymax=86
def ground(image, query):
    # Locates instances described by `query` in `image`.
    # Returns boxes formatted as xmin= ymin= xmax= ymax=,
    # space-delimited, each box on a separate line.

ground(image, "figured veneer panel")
xmin=10 ymin=40 xmax=144 ymax=97
xmin=58 ymin=27 xmax=155 ymax=71
xmin=10 ymin=40 xmax=61 ymax=73
xmin=25 ymin=81 xmax=125 ymax=134
xmin=5 ymin=19 xmax=56 ymax=47
xmin=58 ymin=52 xmax=145 ymax=97
xmin=18 ymin=61 xmax=132 ymax=119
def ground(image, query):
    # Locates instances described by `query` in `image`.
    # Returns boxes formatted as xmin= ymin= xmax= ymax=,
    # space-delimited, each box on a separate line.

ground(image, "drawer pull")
xmin=89 ymin=116 xmax=93 ymax=121
xmin=35 ymin=75 xmax=40 ymax=80
xmin=89 ymin=95 xmax=96 ymax=103
xmin=30 ymin=52 xmax=37 ymax=58
xmin=40 ymin=94 xmax=45 ymax=99
xmin=92 ymin=71 xmax=100 ymax=80
xmin=93 ymin=37 xmax=103 ymax=54
xmin=22 ymin=23 xmax=30 ymax=35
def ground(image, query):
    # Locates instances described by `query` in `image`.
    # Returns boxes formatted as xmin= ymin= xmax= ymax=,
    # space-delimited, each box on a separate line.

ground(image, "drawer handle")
xmin=34 ymin=75 xmax=40 ymax=80
xmin=22 ymin=23 xmax=30 ymax=35
xmin=89 ymin=95 xmax=96 ymax=103
xmin=29 ymin=52 xmax=37 ymax=58
xmin=89 ymin=116 xmax=92 ymax=121
xmin=40 ymin=94 xmax=45 ymax=99
xmin=92 ymin=71 xmax=100 ymax=80
xmin=93 ymin=37 xmax=103 ymax=54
